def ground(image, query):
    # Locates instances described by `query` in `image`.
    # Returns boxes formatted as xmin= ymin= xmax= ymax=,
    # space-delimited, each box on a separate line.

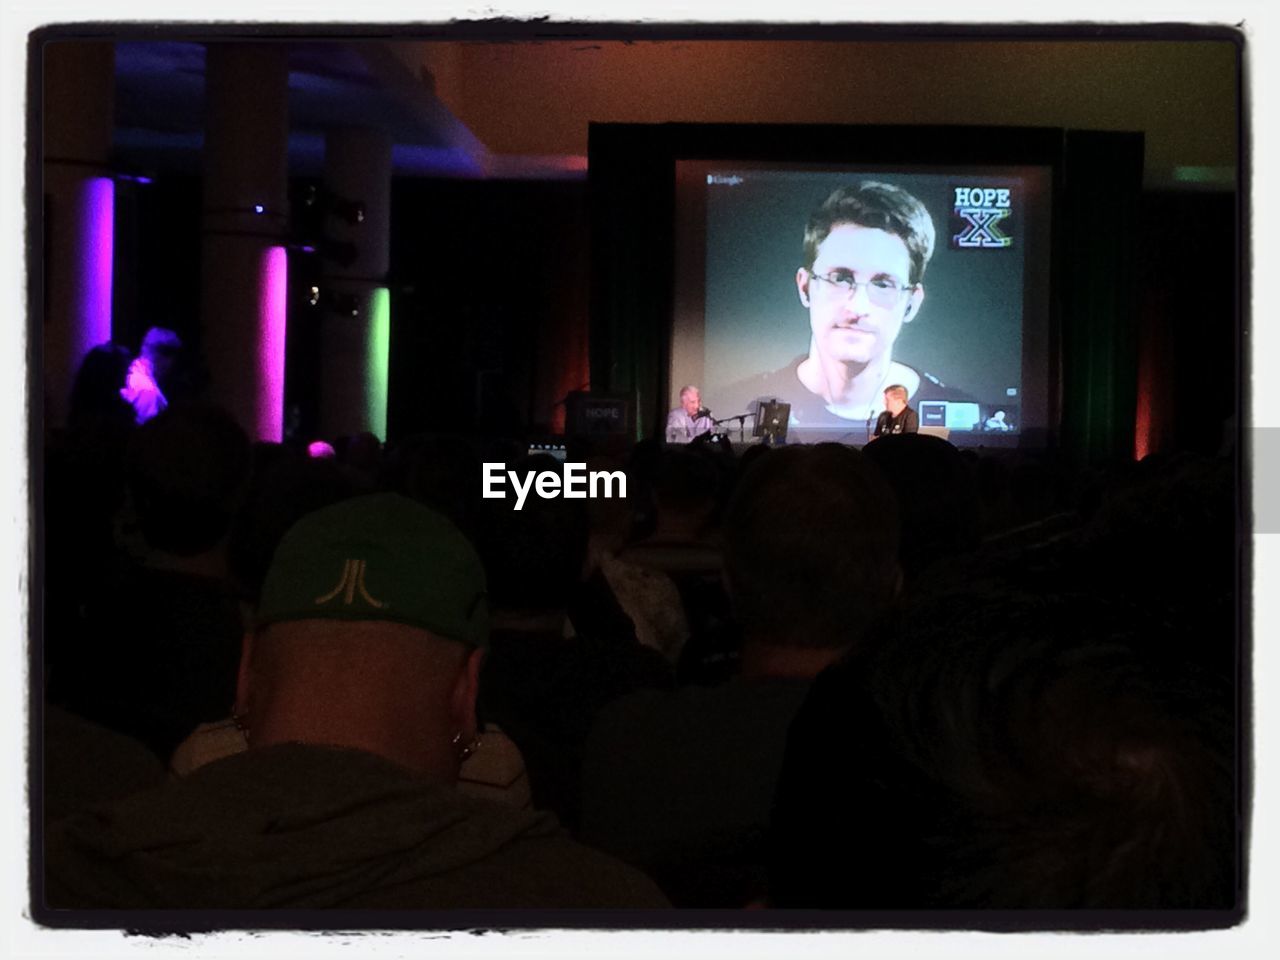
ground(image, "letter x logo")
xmin=315 ymin=558 xmax=386 ymax=608
xmin=953 ymin=208 xmax=1013 ymax=249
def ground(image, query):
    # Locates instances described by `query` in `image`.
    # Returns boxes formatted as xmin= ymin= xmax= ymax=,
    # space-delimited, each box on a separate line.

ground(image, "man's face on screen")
xmin=682 ymin=390 xmax=701 ymax=416
xmin=797 ymin=224 xmax=923 ymax=368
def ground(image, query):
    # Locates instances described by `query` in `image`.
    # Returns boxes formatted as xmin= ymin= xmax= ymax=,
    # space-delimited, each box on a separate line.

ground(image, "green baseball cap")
xmin=256 ymin=493 xmax=489 ymax=648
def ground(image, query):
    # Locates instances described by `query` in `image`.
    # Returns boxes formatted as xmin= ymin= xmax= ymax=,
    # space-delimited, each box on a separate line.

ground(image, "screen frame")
xmin=588 ymin=121 xmax=1067 ymax=449
xmin=672 ymin=158 xmax=1055 ymax=447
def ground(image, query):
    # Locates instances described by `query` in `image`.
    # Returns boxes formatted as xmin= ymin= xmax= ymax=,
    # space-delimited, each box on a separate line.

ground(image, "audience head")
xmin=772 ymin=587 xmax=1234 ymax=909
xmin=1078 ymin=452 xmax=1237 ymax=679
xmin=894 ymin=590 xmax=1231 ymax=907
xmin=1082 ymin=453 xmax=1234 ymax=593
xmin=582 ymin=455 xmax=633 ymax=560
xmin=67 ymin=342 xmax=134 ymax=432
xmin=383 ymin=433 xmax=486 ymax=537
xmin=138 ymin=327 xmax=182 ymax=383
xmin=649 ymin=448 xmax=722 ymax=535
xmin=125 ymin=403 xmax=251 ymax=557
xmin=723 ymin=443 xmax=899 ymax=650
xmin=624 ymin=438 xmax=666 ymax=509
xmin=860 ymin=433 xmax=981 ymax=581
xmin=475 ymin=454 xmax=589 ymax=615
xmin=242 ymin=493 xmax=490 ymax=779
xmin=229 ymin=448 xmax=373 ymax=601
xmin=341 ymin=431 xmax=383 ymax=478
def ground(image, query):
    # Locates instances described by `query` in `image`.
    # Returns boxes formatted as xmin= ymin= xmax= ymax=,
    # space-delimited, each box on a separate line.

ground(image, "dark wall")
xmin=387 ymin=177 xmax=590 ymax=442
xmin=1056 ymin=129 xmax=1145 ymax=463
xmin=1136 ymin=190 xmax=1239 ymax=456
xmin=110 ymin=175 xmax=207 ymax=406
xmin=112 ymin=176 xmax=202 ymax=355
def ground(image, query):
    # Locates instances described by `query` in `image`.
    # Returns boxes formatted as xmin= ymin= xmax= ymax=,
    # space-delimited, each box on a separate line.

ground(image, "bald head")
xmin=724 ymin=443 xmax=900 ymax=650
xmin=238 ymin=618 xmax=482 ymax=781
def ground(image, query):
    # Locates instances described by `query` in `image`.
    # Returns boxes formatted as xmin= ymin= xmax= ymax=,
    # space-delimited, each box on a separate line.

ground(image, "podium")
xmin=565 ymin=392 xmax=632 ymax=451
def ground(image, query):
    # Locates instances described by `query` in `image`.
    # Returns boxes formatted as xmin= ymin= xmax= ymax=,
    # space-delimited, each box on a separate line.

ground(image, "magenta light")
xmin=308 ymin=440 xmax=336 ymax=459
xmin=76 ymin=178 xmax=115 ymax=358
xmin=258 ymin=246 xmax=288 ymax=442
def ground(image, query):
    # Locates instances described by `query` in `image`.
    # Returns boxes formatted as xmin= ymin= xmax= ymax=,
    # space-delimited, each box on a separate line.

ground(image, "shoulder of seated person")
xmin=495 ymin=832 xmax=673 ymax=907
xmin=590 ymin=683 xmax=719 ymax=734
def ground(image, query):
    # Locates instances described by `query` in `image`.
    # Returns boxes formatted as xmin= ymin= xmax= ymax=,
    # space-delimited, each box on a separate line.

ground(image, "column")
xmin=318 ymin=127 xmax=392 ymax=442
xmin=42 ymin=41 xmax=115 ymax=428
xmin=199 ymin=44 xmax=290 ymax=442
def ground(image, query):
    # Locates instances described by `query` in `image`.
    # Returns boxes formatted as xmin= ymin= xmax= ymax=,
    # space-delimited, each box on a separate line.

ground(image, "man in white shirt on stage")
xmin=665 ymin=385 xmax=714 ymax=444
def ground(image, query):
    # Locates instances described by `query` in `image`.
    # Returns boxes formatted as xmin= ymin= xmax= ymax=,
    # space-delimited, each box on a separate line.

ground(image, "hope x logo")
xmin=953 ymin=207 xmax=1013 ymax=249
xmin=315 ymin=558 xmax=386 ymax=608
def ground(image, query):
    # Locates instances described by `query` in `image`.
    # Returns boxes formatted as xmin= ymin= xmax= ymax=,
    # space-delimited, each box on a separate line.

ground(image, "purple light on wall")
xmin=76 ymin=177 xmax=115 ymax=357
xmin=258 ymin=246 xmax=288 ymax=442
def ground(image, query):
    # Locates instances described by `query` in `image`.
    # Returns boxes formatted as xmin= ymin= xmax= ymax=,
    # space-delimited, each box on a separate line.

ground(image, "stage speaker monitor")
xmin=565 ymin=391 xmax=632 ymax=437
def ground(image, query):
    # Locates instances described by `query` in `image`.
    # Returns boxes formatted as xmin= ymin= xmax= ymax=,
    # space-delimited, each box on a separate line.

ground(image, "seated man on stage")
xmin=665 ymin=385 xmax=714 ymax=444
xmin=872 ymin=384 xmax=919 ymax=439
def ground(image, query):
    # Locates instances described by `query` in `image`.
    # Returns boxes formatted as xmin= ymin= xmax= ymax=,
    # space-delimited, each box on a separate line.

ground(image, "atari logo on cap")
xmin=315 ymin=558 xmax=386 ymax=609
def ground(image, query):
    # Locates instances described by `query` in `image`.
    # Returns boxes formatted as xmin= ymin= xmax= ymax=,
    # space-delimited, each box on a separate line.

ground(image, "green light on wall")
xmin=366 ymin=287 xmax=390 ymax=440
xmin=1171 ymin=166 xmax=1235 ymax=187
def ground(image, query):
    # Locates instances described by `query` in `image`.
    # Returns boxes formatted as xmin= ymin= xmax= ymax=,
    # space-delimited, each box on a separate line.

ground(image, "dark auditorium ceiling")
xmin=104 ymin=34 xmax=1238 ymax=188
xmin=111 ymin=40 xmax=494 ymax=177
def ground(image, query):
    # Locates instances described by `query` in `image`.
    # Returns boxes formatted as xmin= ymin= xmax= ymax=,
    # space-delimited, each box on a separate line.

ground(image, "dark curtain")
xmin=1135 ymin=190 xmax=1240 ymax=457
xmin=1057 ymin=130 xmax=1145 ymax=464
xmin=588 ymin=125 xmax=677 ymax=441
